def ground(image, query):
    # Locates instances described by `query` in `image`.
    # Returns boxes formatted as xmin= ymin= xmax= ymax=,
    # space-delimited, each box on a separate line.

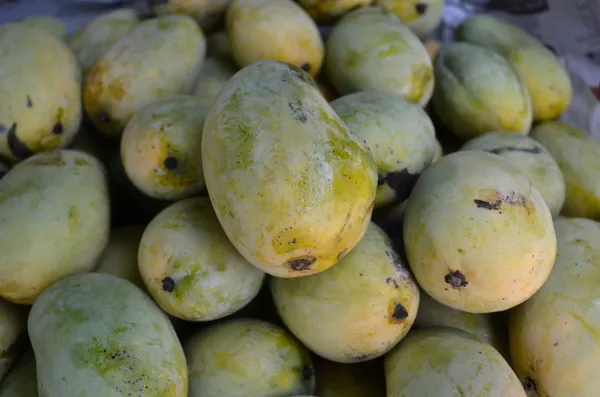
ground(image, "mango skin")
xmin=138 ymin=197 xmax=265 ymax=321
xmin=0 ymin=23 xmax=81 ymax=162
xmin=226 ymin=0 xmax=324 ymax=77
xmin=185 ymin=318 xmax=315 ymax=397
xmin=433 ymin=42 xmax=533 ymax=140
xmin=83 ymin=15 xmax=205 ymax=138
xmin=202 ymin=60 xmax=377 ymax=278
xmin=94 ymin=226 xmax=144 ymax=288
xmin=313 ymin=356 xmax=386 ymax=397
xmin=0 ymin=301 xmax=27 ymax=382
xmin=20 ymin=15 xmax=67 ymax=41
xmin=432 ymin=138 xmax=443 ymax=163
xmin=403 ymin=151 xmax=557 ymax=313
xmin=375 ymin=0 xmax=445 ymax=39
xmin=68 ymin=9 xmax=140 ymax=74
xmin=150 ymin=0 xmax=232 ymax=32
xmin=0 ymin=349 xmax=38 ymax=397
xmin=385 ymin=328 xmax=526 ymax=397
xmin=461 ymin=132 xmax=566 ymax=218
xmin=530 ymin=121 xmax=600 ymax=220
xmin=455 ymin=15 xmax=572 ymax=122
xmin=330 ymin=90 xmax=436 ymax=208
xmin=509 ymin=217 xmax=600 ymax=397
xmin=271 ymin=223 xmax=419 ymax=363
xmin=121 ymin=95 xmax=210 ymax=200
xmin=298 ymin=0 xmax=374 ymax=24
xmin=325 ymin=7 xmax=433 ymax=106
xmin=0 ymin=150 xmax=110 ymax=304
xmin=28 ymin=273 xmax=188 ymax=397
xmin=193 ymin=57 xmax=238 ymax=103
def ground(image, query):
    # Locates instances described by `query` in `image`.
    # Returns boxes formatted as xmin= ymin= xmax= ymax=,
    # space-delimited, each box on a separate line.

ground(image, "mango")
xmin=94 ymin=226 xmax=144 ymax=288
xmin=185 ymin=318 xmax=315 ymax=397
xmin=271 ymin=223 xmax=419 ymax=363
xmin=83 ymin=15 xmax=205 ymax=138
xmin=0 ymin=23 xmax=81 ymax=161
xmin=193 ymin=57 xmax=238 ymax=103
xmin=202 ymin=60 xmax=377 ymax=277
xmin=432 ymin=138 xmax=443 ymax=163
xmin=226 ymin=0 xmax=324 ymax=77
xmin=325 ymin=7 xmax=433 ymax=106
xmin=20 ymin=15 xmax=67 ymax=41
xmin=0 ymin=301 xmax=27 ymax=382
xmin=0 ymin=150 xmax=110 ymax=304
xmin=138 ymin=197 xmax=265 ymax=321
xmin=385 ymin=328 xmax=526 ymax=397
xmin=149 ymin=0 xmax=232 ymax=32
xmin=455 ymin=15 xmax=572 ymax=121
xmin=403 ymin=151 xmax=557 ymax=313
xmin=313 ymin=356 xmax=386 ymax=397
xmin=0 ymin=349 xmax=38 ymax=396
xmin=68 ymin=9 xmax=140 ymax=74
xmin=461 ymin=132 xmax=566 ymax=217
xmin=530 ymin=121 xmax=600 ymax=220
xmin=121 ymin=95 xmax=210 ymax=200
xmin=28 ymin=273 xmax=187 ymax=397
xmin=375 ymin=0 xmax=445 ymax=39
xmin=432 ymin=42 xmax=532 ymax=140
xmin=510 ymin=217 xmax=600 ymax=397
xmin=331 ymin=90 xmax=437 ymax=208
xmin=298 ymin=0 xmax=374 ymax=24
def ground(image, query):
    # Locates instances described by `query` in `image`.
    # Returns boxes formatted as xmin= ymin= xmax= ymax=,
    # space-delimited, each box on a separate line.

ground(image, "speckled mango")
xmin=121 ymin=95 xmax=210 ymax=200
xmin=325 ymin=7 xmax=433 ymax=106
xmin=184 ymin=318 xmax=315 ymax=397
xmin=0 ymin=150 xmax=110 ymax=304
xmin=385 ymin=328 xmax=526 ymax=397
xmin=202 ymin=60 xmax=377 ymax=277
xmin=403 ymin=151 xmax=557 ymax=313
xmin=68 ymin=9 xmax=140 ymax=74
xmin=432 ymin=42 xmax=532 ymax=140
xmin=374 ymin=0 xmax=445 ymax=39
xmin=455 ymin=15 xmax=572 ymax=122
xmin=149 ymin=0 xmax=232 ymax=32
xmin=28 ymin=273 xmax=187 ymax=397
xmin=0 ymin=349 xmax=38 ymax=397
xmin=83 ymin=15 xmax=205 ymax=138
xmin=20 ymin=15 xmax=67 ymax=41
xmin=0 ymin=300 xmax=27 ymax=382
xmin=271 ymin=223 xmax=419 ymax=363
xmin=0 ymin=23 xmax=81 ymax=161
xmin=193 ymin=57 xmax=238 ymax=103
xmin=331 ymin=90 xmax=437 ymax=208
xmin=461 ymin=132 xmax=566 ymax=217
xmin=94 ymin=226 xmax=144 ymax=288
xmin=138 ymin=197 xmax=265 ymax=321
xmin=509 ymin=217 xmax=600 ymax=397
xmin=313 ymin=356 xmax=386 ymax=397
xmin=530 ymin=121 xmax=600 ymax=220
xmin=226 ymin=0 xmax=324 ymax=77
xmin=298 ymin=0 xmax=374 ymax=24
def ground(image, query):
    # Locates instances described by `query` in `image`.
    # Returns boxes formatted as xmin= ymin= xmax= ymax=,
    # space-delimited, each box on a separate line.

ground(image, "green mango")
xmin=0 ymin=23 xmax=81 ymax=161
xmin=0 ymin=301 xmax=27 ymax=382
xmin=0 ymin=349 xmax=38 ymax=397
xmin=0 ymin=150 xmax=110 ymax=304
xmin=83 ymin=15 xmax=206 ymax=138
xmin=28 ymin=273 xmax=188 ymax=397
xmin=94 ymin=226 xmax=145 ymax=288
xmin=202 ymin=60 xmax=377 ymax=278
xmin=20 ymin=16 xmax=67 ymax=41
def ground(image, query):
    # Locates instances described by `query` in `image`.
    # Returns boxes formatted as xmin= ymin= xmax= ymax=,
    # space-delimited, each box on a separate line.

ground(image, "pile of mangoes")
xmin=0 ymin=0 xmax=598 ymax=396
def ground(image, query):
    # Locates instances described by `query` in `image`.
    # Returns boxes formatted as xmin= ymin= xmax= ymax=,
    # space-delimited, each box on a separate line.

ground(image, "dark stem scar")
xmin=288 ymin=256 xmax=316 ymax=271
xmin=474 ymin=199 xmax=501 ymax=210
xmin=26 ymin=96 xmax=33 ymax=108
xmin=392 ymin=304 xmax=408 ymax=320
xmin=445 ymin=270 xmax=468 ymax=288
xmin=7 ymin=123 xmax=34 ymax=160
xmin=301 ymin=365 xmax=314 ymax=381
xmin=415 ymin=3 xmax=429 ymax=15
xmin=163 ymin=156 xmax=178 ymax=170
xmin=380 ymin=169 xmax=420 ymax=203
xmin=52 ymin=122 xmax=64 ymax=135
xmin=97 ymin=111 xmax=111 ymax=123
xmin=161 ymin=277 xmax=175 ymax=292
xmin=523 ymin=377 xmax=537 ymax=392
xmin=486 ymin=146 xmax=542 ymax=155
xmin=300 ymin=63 xmax=311 ymax=73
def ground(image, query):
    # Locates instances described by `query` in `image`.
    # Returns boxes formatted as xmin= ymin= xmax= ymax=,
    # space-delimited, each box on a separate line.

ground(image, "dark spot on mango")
xmin=161 ymin=277 xmax=175 ymax=292
xmin=163 ymin=156 xmax=178 ymax=171
xmin=7 ymin=123 xmax=34 ymax=160
xmin=385 ymin=250 xmax=404 ymax=273
xmin=486 ymin=146 xmax=542 ymax=155
xmin=288 ymin=256 xmax=316 ymax=271
xmin=98 ymin=111 xmax=111 ymax=123
xmin=377 ymin=174 xmax=385 ymax=186
xmin=26 ymin=96 xmax=33 ymax=108
xmin=474 ymin=199 xmax=500 ymax=210
xmin=381 ymin=169 xmax=420 ymax=203
xmin=523 ymin=377 xmax=537 ymax=392
xmin=52 ymin=122 xmax=64 ymax=135
xmin=288 ymin=100 xmax=308 ymax=123
xmin=445 ymin=270 xmax=468 ymax=289
xmin=415 ymin=2 xmax=429 ymax=15
xmin=300 ymin=63 xmax=311 ymax=73
xmin=301 ymin=365 xmax=314 ymax=381
xmin=337 ymin=248 xmax=348 ymax=260
xmin=392 ymin=304 xmax=408 ymax=320
xmin=386 ymin=277 xmax=399 ymax=289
